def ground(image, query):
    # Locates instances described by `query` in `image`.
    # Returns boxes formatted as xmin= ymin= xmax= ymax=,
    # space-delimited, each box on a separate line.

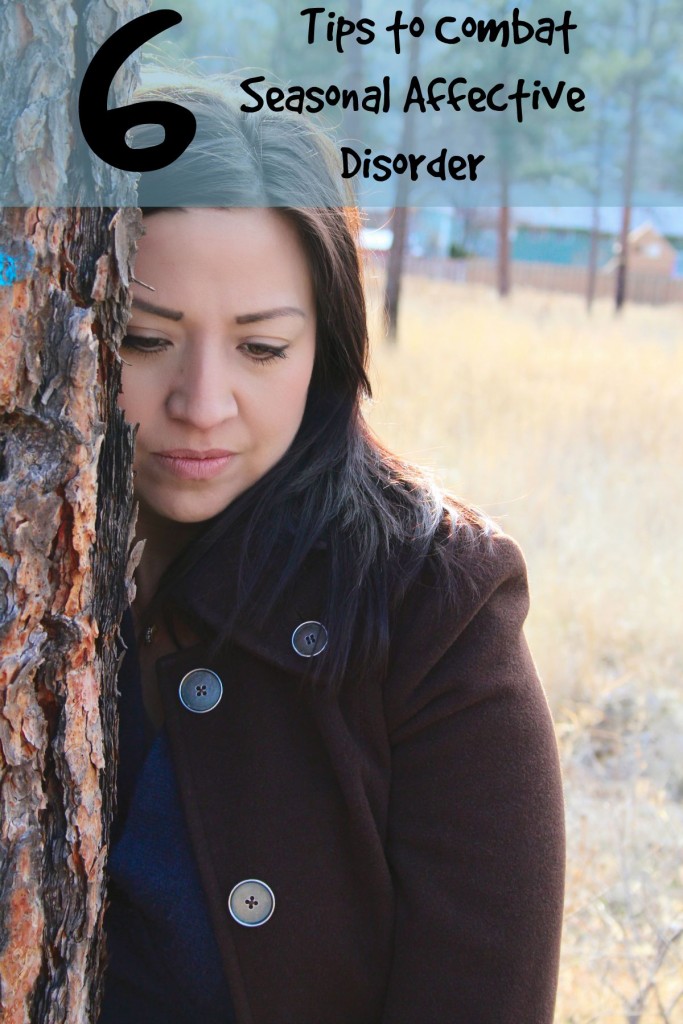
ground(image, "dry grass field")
xmin=363 ymin=268 xmax=683 ymax=1023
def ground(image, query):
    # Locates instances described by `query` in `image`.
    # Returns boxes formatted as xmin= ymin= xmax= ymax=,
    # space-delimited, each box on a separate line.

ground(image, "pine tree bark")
xmin=0 ymin=206 xmax=142 ymax=1024
xmin=0 ymin=2 xmax=147 ymax=1021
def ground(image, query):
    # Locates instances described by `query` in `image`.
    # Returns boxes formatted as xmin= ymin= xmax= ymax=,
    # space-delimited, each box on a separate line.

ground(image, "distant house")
xmin=359 ymin=208 xmax=683 ymax=303
xmin=604 ymin=223 xmax=677 ymax=278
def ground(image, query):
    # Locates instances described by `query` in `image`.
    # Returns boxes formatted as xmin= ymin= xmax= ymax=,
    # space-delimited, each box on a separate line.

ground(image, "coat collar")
xmin=158 ymin=511 xmax=333 ymax=682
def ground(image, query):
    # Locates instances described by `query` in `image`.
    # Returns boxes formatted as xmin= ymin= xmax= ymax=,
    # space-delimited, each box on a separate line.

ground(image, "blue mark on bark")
xmin=0 ymin=251 xmax=20 ymax=286
xmin=0 ymin=244 xmax=34 ymax=285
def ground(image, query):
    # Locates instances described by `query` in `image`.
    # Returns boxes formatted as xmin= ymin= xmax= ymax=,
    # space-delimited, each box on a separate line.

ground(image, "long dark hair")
xmin=129 ymin=74 xmax=492 ymax=690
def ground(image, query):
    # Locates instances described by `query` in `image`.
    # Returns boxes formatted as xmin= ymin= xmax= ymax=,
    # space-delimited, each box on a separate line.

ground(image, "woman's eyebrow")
xmin=235 ymin=306 xmax=306 ymax=325
xmin=130 ymin=300 xmax=306 ymax=325
xmin=131 ymin=297 xmax=184 ymax=320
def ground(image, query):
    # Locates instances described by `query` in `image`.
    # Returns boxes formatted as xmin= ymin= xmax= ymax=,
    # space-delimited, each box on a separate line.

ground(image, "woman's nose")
xmin=165 ymin=344 xmax=239 ymax=430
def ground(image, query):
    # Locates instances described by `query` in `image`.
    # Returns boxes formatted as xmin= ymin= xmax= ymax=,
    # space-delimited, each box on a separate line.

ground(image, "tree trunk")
xmin=384 ymin=206 xmax=411 ymax=341
xmin=615 ymin=81 xmax=641 ymax=313
xmin=343 ymin=0 xmax=365 ymax=145
xmin=0 ymin=206 xmax=141 ymax=1024
xmin=0 ymin=2 xmax=147 ymax=1021
xmin=586 ymin=204 xmax=601 ymax=313
xmin=498 ymin=199 xmax=511 ymax=298
xmin=383 ymin=0 xmax=425 ymax=340
xmin=495 ymin=63 xmax=513 ymax=299
xmin=615 ymin=206 xmax=632 ymax=313
xmin=586 ymin=101 xmax=607 ymax=314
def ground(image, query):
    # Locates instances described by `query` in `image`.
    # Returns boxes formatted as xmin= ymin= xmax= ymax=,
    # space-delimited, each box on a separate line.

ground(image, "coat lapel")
xmin=160 ymin=515 xmax=333 ymax=682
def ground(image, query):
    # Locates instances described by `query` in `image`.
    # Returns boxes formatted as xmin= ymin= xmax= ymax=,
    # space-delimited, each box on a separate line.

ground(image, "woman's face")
xmin=118 ymin=208 xmax=317 ymax=524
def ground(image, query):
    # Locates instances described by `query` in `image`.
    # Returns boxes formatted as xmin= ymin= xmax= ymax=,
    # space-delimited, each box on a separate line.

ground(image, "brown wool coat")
xmin=144 ymin=519 xmax=565 ymax=1024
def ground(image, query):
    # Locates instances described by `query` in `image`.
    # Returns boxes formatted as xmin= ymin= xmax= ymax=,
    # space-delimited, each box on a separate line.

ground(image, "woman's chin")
xmin=135 ymin=494 xmax=230 ymax=529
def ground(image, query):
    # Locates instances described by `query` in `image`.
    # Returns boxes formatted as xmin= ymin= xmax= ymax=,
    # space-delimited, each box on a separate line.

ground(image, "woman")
xmin=100 ymin=78 xmax=565 ymax=1024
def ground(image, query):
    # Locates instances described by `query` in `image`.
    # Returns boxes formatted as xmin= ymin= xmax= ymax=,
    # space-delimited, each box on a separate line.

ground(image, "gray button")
xmin=178 ymin=668 xmax=223 ymax=713
xmin=291 ymin=620 xmax=328 ymax=657
xmin=228 ymin=879 xmax=275 ymax=927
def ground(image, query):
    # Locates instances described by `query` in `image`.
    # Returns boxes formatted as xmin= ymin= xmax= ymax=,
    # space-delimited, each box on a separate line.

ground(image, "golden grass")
xmin=364 ymin=271 xmax=682 ymax=708
xmin=364 ymin=269 xmax=683 ymax=1023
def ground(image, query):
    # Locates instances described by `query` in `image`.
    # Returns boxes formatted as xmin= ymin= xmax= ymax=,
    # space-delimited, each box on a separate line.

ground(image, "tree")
xmin=614 ymin=0 xmax=683 ymax=311
xmin=570 ymin=0 xmax=683 ymax=311
xmin=424 ymin=0 xmax=570 ymax=299
xmin=0 ymin=1 xmax=146 ymax=1020
xmin=383 ymin=0 xmax=426 ymax=340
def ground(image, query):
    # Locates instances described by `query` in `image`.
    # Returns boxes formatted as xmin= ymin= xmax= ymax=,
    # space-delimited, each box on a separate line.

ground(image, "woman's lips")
xmin=153 ymin=449 xmax=234 ymax=480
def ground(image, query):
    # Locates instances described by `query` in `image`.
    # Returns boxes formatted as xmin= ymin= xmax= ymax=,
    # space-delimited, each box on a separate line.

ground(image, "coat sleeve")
xmin=381 ymin=531 xmax=565 ymax=1024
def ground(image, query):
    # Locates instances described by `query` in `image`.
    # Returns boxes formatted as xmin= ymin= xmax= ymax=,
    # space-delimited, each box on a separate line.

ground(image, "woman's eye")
xmin=239 ymin=342 xmax=289 ymax=364
xmin=121 ymin=335 xmax=171 ymax=356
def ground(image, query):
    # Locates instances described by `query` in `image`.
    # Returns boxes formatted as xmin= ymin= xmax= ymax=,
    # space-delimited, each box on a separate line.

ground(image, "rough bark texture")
xmin=0 ymin=204 xmax=142 ymax=1024
xmin=0 ymin=0 xmax=148 ymax=207
xmin=0 ymin=2 xmax=148 ymax=1021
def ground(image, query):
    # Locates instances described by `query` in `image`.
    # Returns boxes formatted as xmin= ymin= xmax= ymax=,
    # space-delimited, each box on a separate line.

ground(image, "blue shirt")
xmin=99 ymin=609 xmax=235 ymax=1024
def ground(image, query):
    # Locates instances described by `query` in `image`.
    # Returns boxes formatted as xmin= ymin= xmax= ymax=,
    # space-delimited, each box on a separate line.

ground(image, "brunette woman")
xmin=100 ymin=78 xmax=565 ymax=1024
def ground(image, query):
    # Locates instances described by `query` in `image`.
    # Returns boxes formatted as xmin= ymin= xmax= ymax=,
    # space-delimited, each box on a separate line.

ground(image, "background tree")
xmin=422 ymin=0 xmax=574 ymax=298
xmin=383 ymin=0 xmax=427 ymax=339
xmin=0 ymin=1 xmax=145 ymax=1020
xmin=572 ymin=0 xmax=683 ymax=311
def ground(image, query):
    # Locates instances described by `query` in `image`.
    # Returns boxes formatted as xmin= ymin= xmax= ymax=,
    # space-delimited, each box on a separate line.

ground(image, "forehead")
xmin=135 ymin=208 xmax=314 ymax=310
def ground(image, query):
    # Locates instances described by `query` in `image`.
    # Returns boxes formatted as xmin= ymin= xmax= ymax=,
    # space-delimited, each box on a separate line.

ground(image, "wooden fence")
xmin=366 ymin=253 xmax=683 ymax=305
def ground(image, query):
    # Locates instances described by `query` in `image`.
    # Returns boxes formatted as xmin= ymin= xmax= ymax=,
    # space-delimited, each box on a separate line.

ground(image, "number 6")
xmin=78 ymin=10 xmax=196 ymax=173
